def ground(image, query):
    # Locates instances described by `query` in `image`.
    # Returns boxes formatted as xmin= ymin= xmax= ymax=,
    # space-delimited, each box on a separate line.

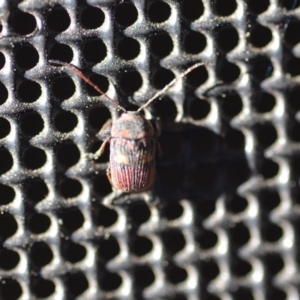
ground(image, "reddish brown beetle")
xmin=50 ymin=60 xmax=203 ymax=192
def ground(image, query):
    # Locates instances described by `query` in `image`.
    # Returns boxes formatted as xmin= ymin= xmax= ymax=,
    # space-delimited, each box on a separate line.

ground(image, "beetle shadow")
xmin=152 ymin=122 xmax=251 ymax=204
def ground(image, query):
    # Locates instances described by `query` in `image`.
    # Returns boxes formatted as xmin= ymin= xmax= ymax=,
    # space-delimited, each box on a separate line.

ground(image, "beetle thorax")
xmin=111 ymin=112 xmax=154 ymax=139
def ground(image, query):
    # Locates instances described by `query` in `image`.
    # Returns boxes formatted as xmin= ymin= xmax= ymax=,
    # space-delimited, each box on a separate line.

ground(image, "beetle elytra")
xmin=50 ymin=60 xmax=204 ymax=193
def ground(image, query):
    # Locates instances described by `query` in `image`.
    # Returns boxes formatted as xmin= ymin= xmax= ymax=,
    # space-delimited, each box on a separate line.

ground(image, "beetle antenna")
xmin=137 ymin=62 xmax=205 ymax=112
xmin=49 ymin=60 xmax=127 ymax=113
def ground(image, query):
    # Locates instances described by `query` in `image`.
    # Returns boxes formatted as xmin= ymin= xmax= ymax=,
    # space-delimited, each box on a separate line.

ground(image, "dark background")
xmin=0 ymin=0 xmax=299 ymax=299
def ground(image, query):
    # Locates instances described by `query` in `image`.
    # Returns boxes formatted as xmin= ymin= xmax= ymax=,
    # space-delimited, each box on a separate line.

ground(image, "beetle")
xmin=50 ymin=60 xmax=203 ymax=192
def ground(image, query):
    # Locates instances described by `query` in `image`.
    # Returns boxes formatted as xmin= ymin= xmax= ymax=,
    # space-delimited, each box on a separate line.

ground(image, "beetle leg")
xmin=87 ymin=120 xmax=112 ymax=159
xmin=88 ymin=137 xmax=110 ymax=160
xmin=98 ymin=119 xmax=112 ymax=140
xmin=102 ymin=187 xmax=123 ymax=206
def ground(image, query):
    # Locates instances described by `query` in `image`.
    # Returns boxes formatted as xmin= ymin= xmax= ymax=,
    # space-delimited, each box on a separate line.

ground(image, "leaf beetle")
xmin=50 ymin=60 xmax=203 ymax=193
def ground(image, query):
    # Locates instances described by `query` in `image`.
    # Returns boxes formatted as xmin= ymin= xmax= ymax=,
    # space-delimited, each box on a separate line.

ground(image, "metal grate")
xmin=0 ymin=0 xmax=300 ymax=299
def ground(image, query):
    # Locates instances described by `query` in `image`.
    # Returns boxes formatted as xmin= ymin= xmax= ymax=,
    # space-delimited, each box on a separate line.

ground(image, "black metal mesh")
xmin=0 ymin=0 xmax=299 ymax=299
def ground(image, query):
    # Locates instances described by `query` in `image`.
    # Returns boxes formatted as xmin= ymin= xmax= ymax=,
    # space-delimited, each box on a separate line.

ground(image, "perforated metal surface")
xmin=0 ymin=0 xmax=300 ymax=299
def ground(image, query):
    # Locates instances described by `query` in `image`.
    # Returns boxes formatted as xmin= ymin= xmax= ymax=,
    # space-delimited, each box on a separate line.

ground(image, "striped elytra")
xmin=108 ymin=112 xmax=157 ymax=192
